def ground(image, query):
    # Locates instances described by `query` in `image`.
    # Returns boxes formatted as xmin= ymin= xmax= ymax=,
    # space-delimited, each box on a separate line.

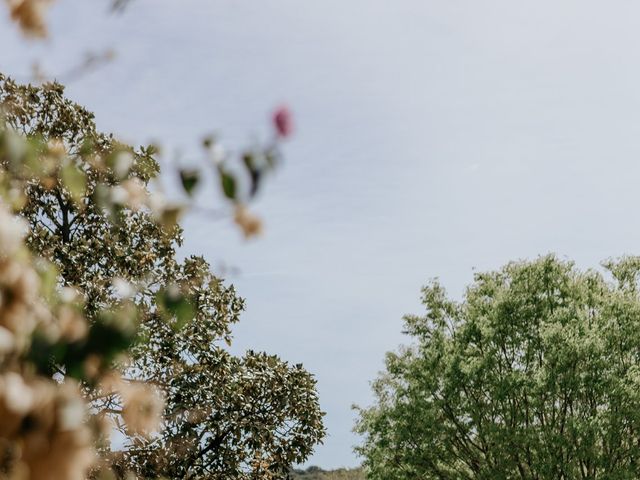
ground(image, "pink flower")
xmin=272 ymin=105 xmax=293 ymax=138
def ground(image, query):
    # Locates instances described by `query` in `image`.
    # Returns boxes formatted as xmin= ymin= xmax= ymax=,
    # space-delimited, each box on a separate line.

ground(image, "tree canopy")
xmin=356 ymin=255 xmax=640 ymax=479
xmin=0 ymin=74 xmax=325 ymax=479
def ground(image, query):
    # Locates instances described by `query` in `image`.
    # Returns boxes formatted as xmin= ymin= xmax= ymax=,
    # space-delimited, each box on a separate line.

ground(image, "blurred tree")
xmin=0 ymin=74 xmax=325 ymax=479
xmin=356 ymin=256 xmax=640 ymax=479
xmin=289 ymin=466 xmax=364 ymax=480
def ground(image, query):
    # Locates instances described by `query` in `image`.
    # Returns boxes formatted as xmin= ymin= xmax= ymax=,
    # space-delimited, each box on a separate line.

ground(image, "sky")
xmin=4 ymin=0 xmax=640 ymax=468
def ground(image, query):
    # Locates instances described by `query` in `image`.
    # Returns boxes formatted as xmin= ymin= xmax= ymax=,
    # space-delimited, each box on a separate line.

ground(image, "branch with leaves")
xmin=0 ymin=70 xmax=323 ymax=480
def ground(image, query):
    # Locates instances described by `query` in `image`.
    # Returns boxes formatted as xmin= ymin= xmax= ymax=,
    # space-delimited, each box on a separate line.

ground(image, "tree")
xmin=356 ymin=255 xmax=640 ymax=479
xmin=289 ymin=466 xmax=364 ymax=480
xmin=0 ymin=74 xmax=325 ymax=479
xmin=0 ymin=85 xmax=149 ymax=480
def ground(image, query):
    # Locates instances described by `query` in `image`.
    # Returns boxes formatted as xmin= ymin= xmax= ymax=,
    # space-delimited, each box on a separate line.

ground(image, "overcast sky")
xmin=3 ymin=0 xmax=640 ymax=468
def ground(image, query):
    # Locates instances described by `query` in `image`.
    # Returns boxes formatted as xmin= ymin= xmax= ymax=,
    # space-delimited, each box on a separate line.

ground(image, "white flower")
xmin=147 ymin=190 xmax=167 ymax=216
xmin=60 ymin=286 xmax=79 ymax=303
xmin=109 ymin=185 xmax=129 ymax=205
xmin=112 ymin=278 xmax=135 ymax=299
xmin=58 ymin=394 xmax=86 ymax=430
xmin=113 ymin=152 xmax=134 ymax=179
xmin=121 ymin=383 xmax=164 ymax=437
xmin=211 ymin=144 xmax=226 ymax=165
xmin=0 ymin=207 xmax=27 ymax=256
xmin=0 ymin=326 xmax=14 ymax=354
xmin=121 ymin=178 xmax=147 ymax=210
xmin=2 ymin=372 xmax=34 ymax=414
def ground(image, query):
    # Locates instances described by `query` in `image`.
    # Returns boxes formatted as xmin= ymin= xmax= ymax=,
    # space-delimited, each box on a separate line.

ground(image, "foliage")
xmin=0 ymin=73 xmax=324 ymax=479
xmin=0 ymin=81 xmax=149 ymax=479
xmin=122 ymin=344 xmax=324 ymax=479
xmin=6 ymin=0 xmax=139 ymax=39
xmin=356 ymin=255 xmax=640 ymax=479
xmin=289 ymin=466 xmax=364 ymax=480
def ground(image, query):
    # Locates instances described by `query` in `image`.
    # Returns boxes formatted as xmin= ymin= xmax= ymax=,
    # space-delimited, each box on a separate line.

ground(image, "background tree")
xmin=289 ymin=466 xmax=364 ymax=480
xmin=356 ymin=255 xmax=640 ymax=479
xmin=0 ymin=74 xmax=325 ymax=479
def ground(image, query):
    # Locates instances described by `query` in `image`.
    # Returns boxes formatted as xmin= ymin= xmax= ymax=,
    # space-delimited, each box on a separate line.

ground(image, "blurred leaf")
xmin=219 ymin=169 xmax=236 ymax=201
xmin=61 ymin=162 xmax=86 ymax=205
xmin=156 ymin=288 xmax=196 ymax=331
xmin=37 ymin=261 xmax=59 ymax=304
xmin=202 ymin=134 xmax=215 ymax=149
xmin=78 ymin=138 xmax=96 ymax=157
xmin=265 ymin=147 xmax=280 ymax=170
xmin=242 ymin=153 xmax=262 ymax=198
xmin=160 ymin=205 xmax=183 ymax=229
xmin=179 ymin=168 xmax=200 ymax=196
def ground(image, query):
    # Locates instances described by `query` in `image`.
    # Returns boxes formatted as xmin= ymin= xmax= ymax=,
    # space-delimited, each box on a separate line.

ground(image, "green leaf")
xmin=242 ymin=153 xmax=262 ymax=198
xmin=179 ymin=168 xmax=200 ymax=196
xmin=219 ymin=169 xmax=237 ymax=200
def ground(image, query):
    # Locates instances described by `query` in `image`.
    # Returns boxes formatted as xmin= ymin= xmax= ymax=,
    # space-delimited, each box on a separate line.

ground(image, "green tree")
xmin=289 ymin=466 xmax=364 ymax=480
xmin=0 ymin=74 xmax=325 ymax=479
xmin=356 ymin=255 xmax=640 ymax=479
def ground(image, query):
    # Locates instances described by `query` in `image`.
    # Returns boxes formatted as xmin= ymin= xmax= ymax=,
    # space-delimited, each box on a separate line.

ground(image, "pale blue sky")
xmin=3 ymin=0 xmax=640 ymax=468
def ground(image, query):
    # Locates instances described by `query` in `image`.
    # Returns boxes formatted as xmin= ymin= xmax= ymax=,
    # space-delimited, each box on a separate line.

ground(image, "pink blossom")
xmin=272 ymin=105 xmax=293 ymax=138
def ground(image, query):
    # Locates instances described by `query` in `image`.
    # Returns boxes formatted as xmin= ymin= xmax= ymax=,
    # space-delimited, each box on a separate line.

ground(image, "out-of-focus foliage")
xmin=0 ymin=73 xmax=324 ymax=479
xmin=0 ymin=78 xmax=158 ymax=479
xmin=356 ymin=255 xmax=640 ymax=479
xmin=5 ymin=0 xmax=132 ymax=38
xmin=5 ymin=0 xmax=50 ymax=38
xmin=289 ymin=466 xmax=364 ymax=480
xmin=3 ymin=3 xmax=323 ymax=478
